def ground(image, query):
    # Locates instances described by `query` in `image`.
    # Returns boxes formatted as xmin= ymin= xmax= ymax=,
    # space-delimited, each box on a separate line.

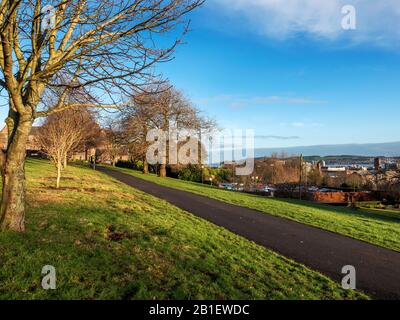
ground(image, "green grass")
xmin=111 ymin=167 xmax=400 ymax=253
xmin=0 ymin=158 xmax=367 ymax=300
xmin=357 ymin=201 xmax=400 ymax=220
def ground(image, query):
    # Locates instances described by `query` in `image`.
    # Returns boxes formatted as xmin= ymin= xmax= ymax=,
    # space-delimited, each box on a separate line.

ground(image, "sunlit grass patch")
xmin=0 ymin=159 xmax=368 ymax=300
xmin=112 ymin=166 xmax=400 ymax=253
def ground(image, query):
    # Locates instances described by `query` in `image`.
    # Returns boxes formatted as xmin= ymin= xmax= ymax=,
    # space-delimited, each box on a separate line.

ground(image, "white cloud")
xmin=279 ymin=121 xmax=324 ymax=128
xmin=292 ymin=121 xmax=305 ymax=128
xmin=211 ymin=0 xmax=400 ymax=45
xmin=255 ymin=135 xmax=300 ymax=140
xmin=197 ymin=94 xmax=327 ymax=109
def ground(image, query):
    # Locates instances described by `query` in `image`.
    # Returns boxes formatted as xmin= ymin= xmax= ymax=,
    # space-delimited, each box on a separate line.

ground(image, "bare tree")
xmin=123 ymin=85 xmax=215 ymax=177
xmin=0 ymin=0 xmax=203 ymax=231
xmin=41 ymin=81 xmax=101 ymax=168
xmin=122 ymin=91 xmax=157 ymax=174
xmin=37 ymin=108 xmax=97 ymax=188
xmin=345 ymin=173 xmax=365 ymax=192
xmin=71 ymin=114 xmax=102 ymax=165
xmin=101 ymin=119 xmax=126 ymax=167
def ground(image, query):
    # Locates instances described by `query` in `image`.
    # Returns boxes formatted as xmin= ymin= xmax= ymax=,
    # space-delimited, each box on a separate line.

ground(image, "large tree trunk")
xmin=143 ymin=159 xmax=149 ymax=174
xmin=0 ymin=117 xmax=32 ymax=232
xmin=159 ymin=164 xmax=167 ymax=177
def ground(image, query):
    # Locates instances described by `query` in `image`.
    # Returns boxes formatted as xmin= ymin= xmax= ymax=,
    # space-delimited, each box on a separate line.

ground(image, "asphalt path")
xmin=98 ymin=166 xmax=400 ymax=299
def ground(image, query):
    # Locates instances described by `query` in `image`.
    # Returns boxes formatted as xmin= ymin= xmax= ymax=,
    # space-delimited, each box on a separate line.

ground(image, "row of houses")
xmin=0 ymin=126 xmax=42 ymax=156
xmin=0 ymin=126 xmax=129 ymax=163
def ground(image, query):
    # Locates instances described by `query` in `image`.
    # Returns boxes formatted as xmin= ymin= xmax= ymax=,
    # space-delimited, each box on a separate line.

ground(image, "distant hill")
xmin=254 ymin=141 xmax=400 ymax=158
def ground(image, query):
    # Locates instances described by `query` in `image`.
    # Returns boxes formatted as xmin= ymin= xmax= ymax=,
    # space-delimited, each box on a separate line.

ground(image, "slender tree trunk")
xmin=159 ymin=119 xmax=169 ymax=178
xmin=56 ymin=161 xmax=62 ymax=189
xmin=63 ymin=154 xmax=68 ymax=169
xmin=0 ymin=116 xmax=32 ymax=232
xmin=159 ymin=134 xmax=168 ymax=177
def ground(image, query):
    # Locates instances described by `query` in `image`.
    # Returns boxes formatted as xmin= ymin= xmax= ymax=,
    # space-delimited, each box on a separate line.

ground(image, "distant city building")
xmin=384 ymin=162 xmax=399 ymax=171
xmin=374 ymin=157 xmax=382 ymax=171
xmin=320 ymin=166 xmax=347 ymax=178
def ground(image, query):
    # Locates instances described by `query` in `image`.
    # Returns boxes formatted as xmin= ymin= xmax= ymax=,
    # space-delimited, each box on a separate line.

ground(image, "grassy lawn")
xmin=357 ymin=201 xmax=400 ymax=220
xmin=111 ymin=167 xmax=400 ymax=253
xmin=0 ymin=158 xmax=367 ymax=300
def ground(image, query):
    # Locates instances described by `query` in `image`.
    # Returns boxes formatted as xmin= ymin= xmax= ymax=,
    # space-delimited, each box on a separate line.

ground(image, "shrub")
xmin=178 ymin=165 xmax=202 ymax=182
xmin=116 ymin=160 xmax=143 ymax=170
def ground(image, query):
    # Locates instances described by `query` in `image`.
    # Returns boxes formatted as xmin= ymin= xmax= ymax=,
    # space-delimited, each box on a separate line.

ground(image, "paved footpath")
xmin=98 ymin=167 xmax=400 ymax=299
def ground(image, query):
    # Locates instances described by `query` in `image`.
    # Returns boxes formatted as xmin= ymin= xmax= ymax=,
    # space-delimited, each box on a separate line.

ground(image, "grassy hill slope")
xmin=0 ymin=159 xmax=366 ymax=300
xmin=111 ymin=167 xmax=400 ymax=252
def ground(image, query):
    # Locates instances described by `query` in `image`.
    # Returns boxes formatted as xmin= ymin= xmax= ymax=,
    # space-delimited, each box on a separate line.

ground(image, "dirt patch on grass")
xmin=36 ymin=185 xmax=98 ymax=194
xmin=27 ymin=190 xmax=66 ymax=206
xmin=104 ymin=225 xmax=134 ymax=242
xmin=44 ymin=186 xmax=81 ymax=191
xmin=43 ymin=176 xmax=78 ymax=182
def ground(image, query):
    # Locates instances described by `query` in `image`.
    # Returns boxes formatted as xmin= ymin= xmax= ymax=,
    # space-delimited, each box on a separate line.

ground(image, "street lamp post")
xmin=299 ymin=154 xmax=303 ymax=200
xmin=201 ymin=165 xmax=205 ymax=184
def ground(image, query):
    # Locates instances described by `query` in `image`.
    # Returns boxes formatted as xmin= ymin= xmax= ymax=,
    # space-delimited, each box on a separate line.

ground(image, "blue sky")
xmin=156 ymin=0 xmax=400 ymax=149
xmin=1 ymin=1 xmax=400 ymax=149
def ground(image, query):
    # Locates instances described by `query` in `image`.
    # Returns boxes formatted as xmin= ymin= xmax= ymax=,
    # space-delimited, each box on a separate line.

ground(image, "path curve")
xmin=98 ymin=167 xmax=400 ymax=300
